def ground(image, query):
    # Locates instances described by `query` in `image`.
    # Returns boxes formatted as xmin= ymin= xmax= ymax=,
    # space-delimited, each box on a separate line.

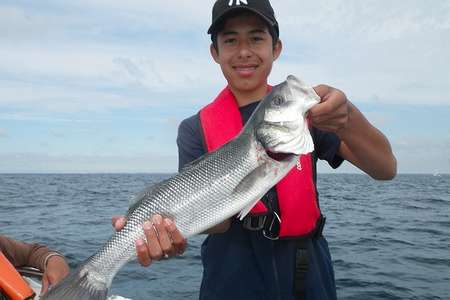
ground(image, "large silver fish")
xmin=42 ymin=75 xmax=320 ymax=300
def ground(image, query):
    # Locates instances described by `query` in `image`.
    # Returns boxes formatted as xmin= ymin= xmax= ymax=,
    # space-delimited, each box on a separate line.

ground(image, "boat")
xmin=1 ymin=265 xmax=129 ymax=300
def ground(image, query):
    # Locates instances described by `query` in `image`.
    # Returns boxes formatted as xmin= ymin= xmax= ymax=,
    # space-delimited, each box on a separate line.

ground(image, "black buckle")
xmin=242 ymin=215 xmax=266 ymax=231
xmin=242 ymin=212 xmax=282 ymax=240
xmin=262 ymin=211 xmax=281 ymax=240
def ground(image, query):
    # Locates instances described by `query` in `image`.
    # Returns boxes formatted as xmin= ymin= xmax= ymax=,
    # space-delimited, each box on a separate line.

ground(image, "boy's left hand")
xmin=309 ymin=85 xmax=349 ymax=133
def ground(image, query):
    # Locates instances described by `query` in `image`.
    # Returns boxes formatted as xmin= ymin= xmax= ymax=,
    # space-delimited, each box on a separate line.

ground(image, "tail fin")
xmin=41 ymin=266 xmax=108 ymax=300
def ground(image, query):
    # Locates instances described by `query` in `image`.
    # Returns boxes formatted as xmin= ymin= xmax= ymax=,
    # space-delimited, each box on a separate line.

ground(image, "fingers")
xmin=137 ymin=215 xmax=187 ymax=267
xmin=112 ymin=215 xmax=126 ymax=231
xmin=153 ymin=216 xmax=176 ymax=257
xmin=40 ymin=275 xmax=49 ymax=295
xmin=136 ymin=239 xmax=152 ymax=267
xmin=310 ymin=85 xmax=349 ymax=132
xmin=165 ymin=218 xmax=187 ymax=255
xmin=143 ymin=219 xmax=164 ymax=261
xmin=313 ymin=84 xmax=331 ymax=100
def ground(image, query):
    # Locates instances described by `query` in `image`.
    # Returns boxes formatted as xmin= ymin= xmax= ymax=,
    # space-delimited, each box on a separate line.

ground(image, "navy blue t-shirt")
xmin=177 ymin=101 xmax=343 ymax=300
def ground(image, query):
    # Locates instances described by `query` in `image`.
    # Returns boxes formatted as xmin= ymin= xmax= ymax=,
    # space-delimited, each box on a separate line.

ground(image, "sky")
xmin=0 ymin=0 xmax=449 ymax=174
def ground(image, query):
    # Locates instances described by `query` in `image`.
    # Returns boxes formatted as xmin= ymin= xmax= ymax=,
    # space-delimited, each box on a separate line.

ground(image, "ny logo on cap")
xmin=229 ymin=0 xmax=248 ymax=6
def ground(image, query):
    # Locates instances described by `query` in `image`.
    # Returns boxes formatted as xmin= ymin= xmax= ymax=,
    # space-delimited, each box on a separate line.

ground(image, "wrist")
xmin=43 ymin=252 xmax=65 ymax=271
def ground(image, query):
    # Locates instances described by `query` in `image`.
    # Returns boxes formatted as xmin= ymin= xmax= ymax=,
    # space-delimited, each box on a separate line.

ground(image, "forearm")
xmin=0 ymin=235 xmax=59 ymax=271
xmin=337 ymin=102 xmax=397 ymax=180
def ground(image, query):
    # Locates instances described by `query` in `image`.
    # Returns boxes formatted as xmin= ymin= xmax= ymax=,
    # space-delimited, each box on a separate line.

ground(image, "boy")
xmin=114 ymin=1 xmax=396 ymax=299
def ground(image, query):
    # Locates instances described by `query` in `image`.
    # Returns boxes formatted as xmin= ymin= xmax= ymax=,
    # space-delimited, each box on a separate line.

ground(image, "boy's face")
xmin=211 ymin=13 xmax=282 ymax=95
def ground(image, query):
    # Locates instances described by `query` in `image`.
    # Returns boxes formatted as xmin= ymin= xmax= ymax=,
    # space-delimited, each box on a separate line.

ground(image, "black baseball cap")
xmin=207 ymin=0 xmax=279 ymax=38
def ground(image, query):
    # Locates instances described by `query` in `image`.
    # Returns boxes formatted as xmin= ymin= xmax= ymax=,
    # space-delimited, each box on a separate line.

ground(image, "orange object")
xmin=0 ymin=252 xmax=35 ymax=300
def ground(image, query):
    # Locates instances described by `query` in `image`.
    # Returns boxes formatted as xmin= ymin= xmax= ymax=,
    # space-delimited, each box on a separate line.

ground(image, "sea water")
xmin=1 ymin=174 xmax=449 ymax=299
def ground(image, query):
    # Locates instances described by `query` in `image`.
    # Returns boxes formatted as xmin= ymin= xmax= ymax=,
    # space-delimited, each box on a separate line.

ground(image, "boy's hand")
xmin=112 ymin=215 xmax=187 ymax=267
xmin=310 ymin=84 xmax=397 ymax=180
xmin=309 ymin=85 xmax=349 ymax=134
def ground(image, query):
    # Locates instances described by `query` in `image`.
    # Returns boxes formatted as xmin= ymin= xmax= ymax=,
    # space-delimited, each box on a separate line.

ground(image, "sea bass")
xmin=42 ymin=75 xmax=320 ymax=300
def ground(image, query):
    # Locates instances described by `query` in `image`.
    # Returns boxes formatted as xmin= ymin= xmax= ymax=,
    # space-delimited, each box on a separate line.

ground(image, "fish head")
xmin=255 ymin=75 xmax=320 ymax=155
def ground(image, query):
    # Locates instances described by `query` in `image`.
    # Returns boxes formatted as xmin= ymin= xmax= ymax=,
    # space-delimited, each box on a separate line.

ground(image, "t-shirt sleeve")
xmin=311 ymin=127 xmax=344 ymax=169
xmin=176 ymin=114 xmax=206 ymax=172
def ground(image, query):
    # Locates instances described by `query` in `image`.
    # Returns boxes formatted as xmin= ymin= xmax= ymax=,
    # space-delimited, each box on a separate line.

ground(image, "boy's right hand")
xmin=112 ymin=215 xmax=187 ymax=267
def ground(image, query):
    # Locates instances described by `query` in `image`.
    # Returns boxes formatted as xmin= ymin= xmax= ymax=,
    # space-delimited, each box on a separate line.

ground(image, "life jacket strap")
xmin=294 ymin=240 xmax=308 ymax=300
xmin=293 ymin=216 xmax=326 ymax=299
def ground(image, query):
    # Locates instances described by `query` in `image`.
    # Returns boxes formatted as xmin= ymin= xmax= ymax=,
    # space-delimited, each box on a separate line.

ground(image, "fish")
xmin=42 ymin=75 xmax=320 ymax=300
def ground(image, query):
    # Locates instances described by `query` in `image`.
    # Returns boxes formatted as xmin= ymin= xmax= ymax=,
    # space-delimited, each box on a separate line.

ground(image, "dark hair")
xmin=210 ymin=10 xmax=279 ymax=52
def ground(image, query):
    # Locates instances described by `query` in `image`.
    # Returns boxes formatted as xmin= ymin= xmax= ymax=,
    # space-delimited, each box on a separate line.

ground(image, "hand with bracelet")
xmin=0 ymin=235 xmax=71 ymax=296
xmin=40 ymin=252 xmax=70 ymax=295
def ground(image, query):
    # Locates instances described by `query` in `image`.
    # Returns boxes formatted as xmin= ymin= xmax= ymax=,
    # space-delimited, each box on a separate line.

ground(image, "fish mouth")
xmin=263 ymin=119 xmax=299 ymax=126
xmin=266 ymin=151 xmax=295 ymax=162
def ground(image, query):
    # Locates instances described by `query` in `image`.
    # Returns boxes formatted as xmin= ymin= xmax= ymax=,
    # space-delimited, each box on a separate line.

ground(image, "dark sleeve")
xmin=311 ymin=127 xmax=344 ymax=169
xmin=0 ymin=235 xmax=52 ymax=270
xmin=176 ymin=114 xmax=206 ymax=172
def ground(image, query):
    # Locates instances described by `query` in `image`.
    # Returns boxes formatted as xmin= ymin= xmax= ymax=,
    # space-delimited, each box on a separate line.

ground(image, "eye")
xmin=224 ymin=38 xmax=236 ymax=45
xmin=272 ymin=96 xmax=284 ymax=106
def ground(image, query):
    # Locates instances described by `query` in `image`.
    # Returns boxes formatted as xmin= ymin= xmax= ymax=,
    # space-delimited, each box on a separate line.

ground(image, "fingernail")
xmin=165 ymin=218 xmax=173 ymax=226
xmin=136 ymin=239 xmax=143 ymax=246
xmin=143 ymin=221 xmax=152 ymax=230
xmin=152 ymin=215 xmax=162 ymax=225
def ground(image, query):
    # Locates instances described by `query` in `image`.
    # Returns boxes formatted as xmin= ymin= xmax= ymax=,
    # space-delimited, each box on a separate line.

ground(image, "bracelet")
xmin=43 ymin=252 xmax=64 ymax=271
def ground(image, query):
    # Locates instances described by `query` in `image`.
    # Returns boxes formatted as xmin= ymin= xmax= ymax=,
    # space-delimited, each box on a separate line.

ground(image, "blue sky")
xmin=0 ymin=0 xmax=449 ymax=174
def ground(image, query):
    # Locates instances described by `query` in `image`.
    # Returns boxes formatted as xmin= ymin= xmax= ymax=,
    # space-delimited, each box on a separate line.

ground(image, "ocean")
xmin=0 ymin=173 xmax=449 ymax=299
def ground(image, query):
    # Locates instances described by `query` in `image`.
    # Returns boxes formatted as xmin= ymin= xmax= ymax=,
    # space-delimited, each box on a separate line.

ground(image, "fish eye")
xmin=272 ymin=96 xmax=284 ymax=106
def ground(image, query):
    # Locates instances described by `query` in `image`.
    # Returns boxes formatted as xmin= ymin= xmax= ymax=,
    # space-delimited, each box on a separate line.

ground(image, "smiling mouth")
xmin=234 ymin=65 xmax=258 ymax=76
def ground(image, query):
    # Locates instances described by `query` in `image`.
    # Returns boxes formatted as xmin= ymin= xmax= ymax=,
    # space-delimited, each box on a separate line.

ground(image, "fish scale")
xmin=42 ymin=75 xmax=320 ymax=300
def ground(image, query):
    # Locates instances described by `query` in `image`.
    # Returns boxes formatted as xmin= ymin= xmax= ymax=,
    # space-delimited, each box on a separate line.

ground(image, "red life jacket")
xmin=199 ymin=86 xmax=322 ymax=238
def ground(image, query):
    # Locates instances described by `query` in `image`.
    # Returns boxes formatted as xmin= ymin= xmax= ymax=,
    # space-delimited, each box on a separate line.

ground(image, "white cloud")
xmin=1 ymin=0 xmax=449 ymax=173
xmin=1 ymin=0 xmax=449 ymax=112
xmin=273 ymin=0 xmax=450 ymax=105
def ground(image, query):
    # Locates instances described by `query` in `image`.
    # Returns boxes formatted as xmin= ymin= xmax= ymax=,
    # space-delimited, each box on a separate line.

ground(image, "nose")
xmin=237 ymin=41 xmax=253 ymax=59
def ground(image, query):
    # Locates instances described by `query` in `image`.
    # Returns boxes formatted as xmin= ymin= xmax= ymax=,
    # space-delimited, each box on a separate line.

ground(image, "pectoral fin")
xmin=235 ymin=163 xmax=272 ymax=220
xmin=237 ymin=198 xmax=262 ymax=220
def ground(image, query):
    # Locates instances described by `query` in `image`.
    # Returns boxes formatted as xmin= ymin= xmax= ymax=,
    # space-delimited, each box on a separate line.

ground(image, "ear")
xmin=210 ymin=44 xmax=220 ymax=64
xmin=273 ymin=39 xmax=282 ymax=61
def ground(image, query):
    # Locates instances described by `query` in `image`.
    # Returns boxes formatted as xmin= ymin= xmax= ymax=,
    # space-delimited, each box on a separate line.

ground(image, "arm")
xmin=310 ymin=85 xmax=397 ymax=180
xmin=0 ymin=235 xmax=50 ymax=270
xmin=0 ymin=235 xmax=69 ymax=295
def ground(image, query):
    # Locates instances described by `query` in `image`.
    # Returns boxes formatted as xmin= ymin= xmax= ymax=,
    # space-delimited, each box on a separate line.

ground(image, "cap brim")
xmin=207 ymin=7 xmax=276 ymax=34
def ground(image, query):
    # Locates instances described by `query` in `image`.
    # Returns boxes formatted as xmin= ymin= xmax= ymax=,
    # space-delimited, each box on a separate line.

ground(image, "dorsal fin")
xmin=234 ymin=162 xmax=272 ymax=220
